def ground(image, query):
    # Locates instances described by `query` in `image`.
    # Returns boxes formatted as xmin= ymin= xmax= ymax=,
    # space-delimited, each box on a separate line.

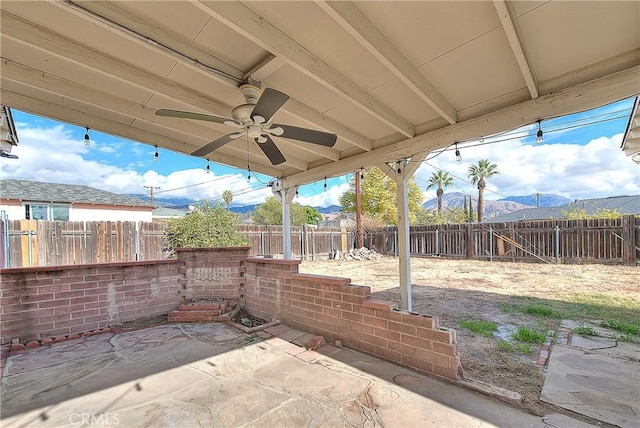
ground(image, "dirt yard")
xmin=299 ymin=256 xmax=640 ymax=415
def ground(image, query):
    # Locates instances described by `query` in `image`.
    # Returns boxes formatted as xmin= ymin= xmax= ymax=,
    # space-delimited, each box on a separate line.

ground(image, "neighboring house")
xmin=0 ymin=179 xmax=155 ymax=222
xmin=152 ymin=206 xmax=189 ymax=222
xmin=485 ymin=195 xmax=640 ymax=223
xmin=318 ymin=212 xmax=355 ymax=228
xmin=0 ymin=105 xmax=19 ymax=159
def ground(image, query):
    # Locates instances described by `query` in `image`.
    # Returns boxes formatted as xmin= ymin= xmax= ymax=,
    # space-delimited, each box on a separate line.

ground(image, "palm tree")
xmin=468 ymin=160 xmax=499 ymax=223
xmin=426 ymin=170 xmax=454 ymax=214
xmin=222 ymin=190 xmax=233 ymax=211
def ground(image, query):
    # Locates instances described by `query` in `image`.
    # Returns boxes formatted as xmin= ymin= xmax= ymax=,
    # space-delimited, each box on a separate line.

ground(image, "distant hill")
xmin=498 ymin=194 xmax=571 ymax=207
xmin=423 ymin=192 xmax=532 ymax=220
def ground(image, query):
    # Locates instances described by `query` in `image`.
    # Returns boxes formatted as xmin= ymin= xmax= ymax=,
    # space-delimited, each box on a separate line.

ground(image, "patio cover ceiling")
xmin=1 ymin=1 xmax=639 ymax=188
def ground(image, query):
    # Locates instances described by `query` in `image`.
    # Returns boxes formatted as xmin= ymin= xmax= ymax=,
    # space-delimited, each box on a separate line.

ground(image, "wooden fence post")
xmin=465 ymin=223 xmax=473 ymax=259
xmin=621 ymin=215 xmax=637 ymax=266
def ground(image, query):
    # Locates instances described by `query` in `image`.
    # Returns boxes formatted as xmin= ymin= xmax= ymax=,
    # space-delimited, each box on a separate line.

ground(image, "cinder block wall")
xmin=244 ymin=257 xmax=463 ymax=380
xmin=0 ymin=260 xmax=181 ymax=344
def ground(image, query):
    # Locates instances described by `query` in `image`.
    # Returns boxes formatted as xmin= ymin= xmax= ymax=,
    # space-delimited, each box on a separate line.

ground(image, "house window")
xmin=25 ymin=204 xmax=70 ymax=221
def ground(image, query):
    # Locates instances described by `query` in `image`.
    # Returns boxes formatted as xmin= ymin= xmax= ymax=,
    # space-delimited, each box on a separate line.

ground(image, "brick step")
xmin=168 ymin=300 xmax=238 ymax=323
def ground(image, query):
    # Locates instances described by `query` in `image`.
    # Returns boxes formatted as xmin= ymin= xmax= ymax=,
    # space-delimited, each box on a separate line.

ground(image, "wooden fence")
xmin=365 ymin=216 xmax=639 ymax=266
xmin=0 ymin=220 xmax=351 ymax=268
xmin=1 ymin=217 xmax=637 ymax=268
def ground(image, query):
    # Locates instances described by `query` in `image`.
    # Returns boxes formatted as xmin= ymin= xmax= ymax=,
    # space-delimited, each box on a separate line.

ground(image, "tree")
xmin=415 ymin=206 xmax=467 ymax=225
xmin=340 ymin=167 xmax=424 ymax=225
xmin=253 ymin=197 xmax=322 ymax=226
xmin=562 ymin=207 xmax=621 ymax=220
xmin=468 ymin=160 xmax=500 ymax=223
xmin=222 ymin=190 xmax=233 ymax=211
xmin=165 ymin=200 xmax=247 ymax=253
xmin=426 ymin=170 xmax=454 ymax=214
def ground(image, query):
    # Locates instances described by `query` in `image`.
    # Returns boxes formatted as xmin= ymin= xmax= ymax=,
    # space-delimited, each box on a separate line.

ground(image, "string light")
xmin=536 ymin=120 xmax=544 ymax=144
xmin=360 ymin=168 xmax=364 ymax=180
xmin=205 ymin=158 xmax=210 ymax=173
xmin=84 ymin=127 xmax=90 ymax=146
xmin=324 ymin=177 xmax=327 ymax=191
xmin=455 ymin=143 xmax=462 ymax=162
xmin=247 ymin=167 xmax=251 ymax=183
xmin=154 ymin=145 xmax=159 ymax=162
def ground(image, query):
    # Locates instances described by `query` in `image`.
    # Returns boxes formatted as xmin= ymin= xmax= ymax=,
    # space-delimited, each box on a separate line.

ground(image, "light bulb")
xmin=154 ymin=146 xmax=159 ymax=162
xmin=455 ymin=144 xmax=462 ymax=162
xmin=536 ymin=121 xmax=544 ymax=144
xmin=84 ymin=127 xmax=90 ymax=146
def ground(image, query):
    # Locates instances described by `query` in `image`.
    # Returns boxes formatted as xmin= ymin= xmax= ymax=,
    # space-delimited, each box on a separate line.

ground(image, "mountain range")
xmin=128 ymin=193 xmax=571 ymax=220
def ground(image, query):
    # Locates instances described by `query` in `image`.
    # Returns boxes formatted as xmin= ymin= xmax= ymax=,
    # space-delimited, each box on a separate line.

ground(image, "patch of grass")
xmin=515 ymin=343 xmax=535 ymax=354
xmin=496 ymin=340 xmax=514 ymax=353
xmin=520 ymin=304 xmax=561 ymax=318
xmin=574 ymin=326 xmax=599 ymax=337
xmin=459 ymin=319 xmax=498 ymax=337
xmin=496 ymin=340 xmax=535 ymax=354
xmin=512 ymin=326 xmax=546 ymax=344
xmin=600 ymin=319 xmax=640 ymax=336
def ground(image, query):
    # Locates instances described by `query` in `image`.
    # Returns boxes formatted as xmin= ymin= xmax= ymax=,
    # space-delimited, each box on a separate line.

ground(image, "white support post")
xmin=271 ymin=179 xmax=297 ymax=259
xmin=395 ymin=160 xmax=412 ymax=311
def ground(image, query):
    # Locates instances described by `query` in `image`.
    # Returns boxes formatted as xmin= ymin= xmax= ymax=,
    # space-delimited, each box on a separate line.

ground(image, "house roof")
xmin=0 ymin=179 xmax=155 ymax=208
xmin=152 ymin=206 xmax=188 ymax=219
xmin=1 ymin=1 xmax=638 ymax=187
xmin=485 ymin=195 xmax=640 ymax=223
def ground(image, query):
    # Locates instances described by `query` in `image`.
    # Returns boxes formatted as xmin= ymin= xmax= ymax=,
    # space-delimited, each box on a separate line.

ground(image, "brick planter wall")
xmin=244 ymin=257 xmax=463 ymax=381
xmin=176 ymin=247 xmax=248 ymax=301
xmin=0 ymin=260 xmax=181 ymax=344
xmin=0 ymin=247 xmax=250 ymax=345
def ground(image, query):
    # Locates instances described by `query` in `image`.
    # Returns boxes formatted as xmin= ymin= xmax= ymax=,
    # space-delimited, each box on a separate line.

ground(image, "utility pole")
xmin=355 ymin=170 xmax=363 ymax=248
xmin=143 ymin=185 xmax=160 ymax=204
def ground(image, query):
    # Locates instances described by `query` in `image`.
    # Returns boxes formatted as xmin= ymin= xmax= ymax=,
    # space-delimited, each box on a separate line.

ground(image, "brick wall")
xmin=0 ymin=247 xmax=249 ymax=345
xmin=0 ymin=260 xmax=181 ymax=344
xmin=244 ymin=257 xmax=463 ymax=380
xmin=176 ymin=247 xmax=247 ymax=301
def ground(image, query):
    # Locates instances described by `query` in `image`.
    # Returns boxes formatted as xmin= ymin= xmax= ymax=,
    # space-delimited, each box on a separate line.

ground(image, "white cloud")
xmin=4 ymin=120 xmax=638 ymax=210
xmin=416 ymin=133 xmax=639 ymax=201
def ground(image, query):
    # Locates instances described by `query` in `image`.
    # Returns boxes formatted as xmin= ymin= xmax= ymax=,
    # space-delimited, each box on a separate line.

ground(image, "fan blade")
xmin=191 ymin=133 xmax=239 ymax=157
xmin=251 ymin=88 xmax=289 ymax=123
xmin=275 ymin=124 xmax=337 ymax=147
xmin=257 ymin=135 xmax=286 ymax=165
xmin=156 ymin=109 xmax=239 ymax=126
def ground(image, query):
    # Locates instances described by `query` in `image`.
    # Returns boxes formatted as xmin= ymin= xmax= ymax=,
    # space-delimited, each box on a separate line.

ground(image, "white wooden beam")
xmin=1 ymin=88 xmax=283 ymax=177
xmin=318 ymin=1 xmax=457 ymax=124
xmin=493 ymin=0 xmax=538 ymax=99
xmin=1 ymin=12 xmax=235 ymax=118
xmin=244 ymin=54 xmax=286 ymax=82
xmin=284 ymin=65 xmax=640 ymax=187
xmin=394 ymin=160 xmax=412 ymax=311
xmin=193 ymin=0 xmax=415 ymax=138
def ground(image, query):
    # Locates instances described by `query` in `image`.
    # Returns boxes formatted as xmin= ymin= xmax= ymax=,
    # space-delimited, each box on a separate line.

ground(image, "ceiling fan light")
xmin=255 ymin=135 xmax=268 ymax=144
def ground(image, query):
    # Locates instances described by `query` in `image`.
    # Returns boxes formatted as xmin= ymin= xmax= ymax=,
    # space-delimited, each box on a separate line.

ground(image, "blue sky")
xmin=1 ymin=97 xmax=638 ymax=208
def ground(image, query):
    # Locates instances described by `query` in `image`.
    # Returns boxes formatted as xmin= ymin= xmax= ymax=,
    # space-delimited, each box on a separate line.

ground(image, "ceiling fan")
xmin=156 ymin=84 xmax=337 ymax=166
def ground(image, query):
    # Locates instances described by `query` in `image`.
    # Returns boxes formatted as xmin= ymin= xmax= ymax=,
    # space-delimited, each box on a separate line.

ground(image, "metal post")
xmin=554 ymin=225 xmax=560 ymax=264
xmin=489 ymin=227 xmax=493 ymax=262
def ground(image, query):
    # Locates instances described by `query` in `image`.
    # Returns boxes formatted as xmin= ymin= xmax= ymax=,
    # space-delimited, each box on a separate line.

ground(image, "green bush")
xmin=165 ymin=200 xmax=247 ymax=254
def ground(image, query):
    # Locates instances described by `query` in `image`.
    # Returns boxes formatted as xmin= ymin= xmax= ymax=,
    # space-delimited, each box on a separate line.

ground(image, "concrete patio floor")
xmin=1 ymin=323 xmax=591 ymax=428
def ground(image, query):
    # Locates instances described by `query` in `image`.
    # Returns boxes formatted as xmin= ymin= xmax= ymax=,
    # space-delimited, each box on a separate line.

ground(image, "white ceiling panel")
xmin=0 ymin=0 xmax=637 ymax=186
